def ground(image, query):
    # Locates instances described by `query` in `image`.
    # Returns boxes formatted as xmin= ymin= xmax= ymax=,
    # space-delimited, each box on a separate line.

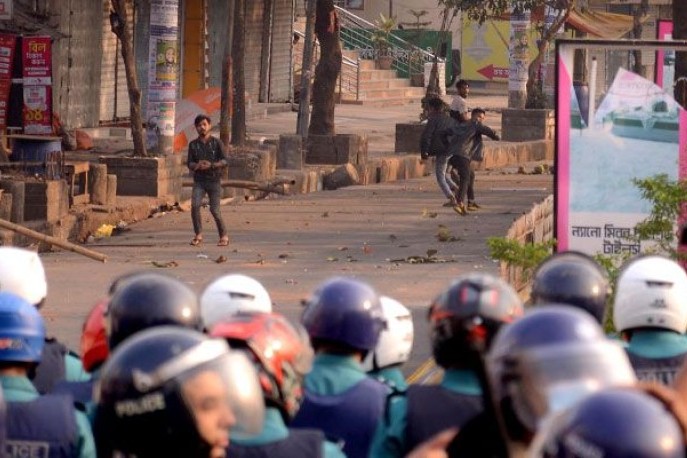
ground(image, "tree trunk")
xmin=110 ymin=0 xmax=147 ymax=157
xmin=674 ymin=0 xmax=687 ymax=109
xmin=232 ymin=0 xmax=247 ymax=146
xmin=296 ymin=0 xmax=317 ymax=138
xmin=525 ymin=7 xmax=570 ymax=108
xmin=308 ymin=0 xmax=341 ymax=135
xmin=631 ymin=0 xmax=649 ymax=76
xmin=220 ymin=0 xmax=234 ymax=146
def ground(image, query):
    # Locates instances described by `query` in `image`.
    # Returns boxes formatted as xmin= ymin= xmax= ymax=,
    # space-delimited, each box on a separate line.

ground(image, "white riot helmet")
xmin=200 ymin=274 xmax=272 ymax=329
xmin=362 ymin=296 xmax=414 ymax=372
xmin=613 ymin=255 xmax=687 ymax=333
xmin=0 ymin=247 xmax=47 ymax=307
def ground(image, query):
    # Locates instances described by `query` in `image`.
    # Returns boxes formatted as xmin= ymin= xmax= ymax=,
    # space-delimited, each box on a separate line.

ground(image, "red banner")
xmin=0 ymin=33 xmax=15 ymax=79
xmin=22 ymin=36 xmax=51 ymax=85
xmin=23 ymin=85 xmax=52 ymax=135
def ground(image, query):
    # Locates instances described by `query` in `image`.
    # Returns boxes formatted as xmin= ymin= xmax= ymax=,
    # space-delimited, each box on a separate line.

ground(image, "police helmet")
xmin=0 ymin=292 xmax=45 ymax=363
xmin=614 ymin=255 xmax=687 ymax=333
xmin=531 ymin=251 xmax=610 ymax=323
xmin=200 ymin=274 xmax=273 ymax=330
xmin=211 ymin=312 xmax=313 ymax=421
xmin=429 ymin=273 xmax=523 ymax=369
xmin=106 ymin=272 xmax=202 ymax=348
xmin=0 ymin=247 xmax=47 ymax=307
xmin=362 ymin=296 xmax=414 ymax=372
xmin=533 ymin=388 xmax=684 ymax=458
xmin=486 ymin=306 xmax=636 ymax=443
xmin=81 ymin=299 xmax=109 ymax=373
xmin=301 ymin=277 xmax=385 ymax=352
xmin=94 ymin=326 xmax=264 ymax=458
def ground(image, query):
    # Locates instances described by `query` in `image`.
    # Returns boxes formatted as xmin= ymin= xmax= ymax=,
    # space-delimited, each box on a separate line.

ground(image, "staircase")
xmin=293 ymin=7 xmax=440 ymax=106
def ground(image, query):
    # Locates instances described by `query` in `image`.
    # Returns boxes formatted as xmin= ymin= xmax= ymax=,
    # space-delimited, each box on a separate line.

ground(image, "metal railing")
xmin=334 ymin=5 xmax=443 ymax=77
xmin=293 ymin=29 xmax=360 ymax=102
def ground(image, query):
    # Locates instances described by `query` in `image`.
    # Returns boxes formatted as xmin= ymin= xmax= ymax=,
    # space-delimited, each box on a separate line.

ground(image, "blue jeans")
xmin=191 ymin=180 xmax=227 ymax=237
xmin=435 ymin=153 xmax=459 ymax=201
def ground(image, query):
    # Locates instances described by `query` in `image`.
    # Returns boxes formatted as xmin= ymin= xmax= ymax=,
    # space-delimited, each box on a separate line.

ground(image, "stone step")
xmin=358 ymin=58 xmax=376 ymax=70
xmin=357 ymin=87 xmax=426 ymax=100
xmin=359 ymin=69 xmax=398 ymax=81
xmin=338 ymin=96 xmax=425 ymax=108
xmin=359 ymin=78 xmax=411 ymax=90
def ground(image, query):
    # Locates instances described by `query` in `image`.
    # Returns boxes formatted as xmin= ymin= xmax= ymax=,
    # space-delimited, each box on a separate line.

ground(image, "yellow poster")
xmin=461 ymin=18 xmax=538 ymax=83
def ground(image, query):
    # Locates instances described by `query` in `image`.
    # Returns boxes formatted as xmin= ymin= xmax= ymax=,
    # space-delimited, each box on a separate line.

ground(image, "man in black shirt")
xmin=187 ymin=114 xmax=229 ymax=247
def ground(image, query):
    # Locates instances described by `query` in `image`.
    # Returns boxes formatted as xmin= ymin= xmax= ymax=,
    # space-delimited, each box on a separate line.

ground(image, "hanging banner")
xmin=22 ymin=36 xmax=51 ymax=85
xmin=0 ymin=33 xmax=16 ymax=79
xmin=655 ymin=20 xmax=673 ymax=89
xmin=22 ymin=85 xmax=52 ymax=135
xmin=555 ymin=39 xmax=687 ymax=256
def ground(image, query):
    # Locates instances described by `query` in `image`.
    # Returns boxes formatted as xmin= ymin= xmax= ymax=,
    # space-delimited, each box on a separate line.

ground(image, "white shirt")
xmin=450 ymin=95 xmax=468 ymax=115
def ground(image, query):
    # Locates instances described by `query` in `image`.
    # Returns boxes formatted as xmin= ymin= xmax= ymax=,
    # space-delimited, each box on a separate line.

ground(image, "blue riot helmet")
xmin=106 ymin=272 xmax=202 ymax=348
xmin=533 ymin=388 xmax=685 ymax=458
xmin=0 ymin=292 xmax=45 ymax=363
xmin=301 ymin=277 xmax=385 ymax=352
xmin=428 ymin=273 xmax=523 ymax=369
xmin=530 ymin=251 xmax=610 ymax=323
xmin=94 ymin=327 xmax=264 ymax=458
xmin=486 ymin=306 xmax=636 ymax=445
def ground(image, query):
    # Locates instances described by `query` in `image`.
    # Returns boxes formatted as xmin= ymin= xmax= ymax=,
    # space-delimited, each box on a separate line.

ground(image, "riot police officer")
xmin=362 ymin=295 xmax=414 ymax=390
xmin=0 ymin=247 xmax=89 ymax=394
xmin=614 ymin=255 xmax=687 ymax=385
xmin=200 ymin=273 xmax=273 ymax=330
xmin=211 ymin=312 xmax=345 ymax=457
xmin=290 ymin=277 xmax=388 ymax=458
xmin=0 ymin=291 xmax=95 ymax=457
xmin=370 ymin=273 xmax=523 ymax=457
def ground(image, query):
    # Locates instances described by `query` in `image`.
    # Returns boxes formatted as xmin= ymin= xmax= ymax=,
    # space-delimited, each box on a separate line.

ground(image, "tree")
xmin=308 ymin=0 xmax=342 ymax=135
xmin=231 ymin=0 xmax=247 ymax=146
xmin=110 ymin=0 xmax=147 ymax=157
xmin=630 ymin=0 xmax=649 ymax=76
xmin=219 ymin=1 xmax=234 ymax=146
xmin=674 ymin=0 xmax=687 ymax=108
xmin=448 ymin=0 xmax=575 ymax=108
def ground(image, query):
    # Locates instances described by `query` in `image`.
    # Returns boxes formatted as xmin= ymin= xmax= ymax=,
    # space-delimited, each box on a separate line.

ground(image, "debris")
xmin=426 ymin=249 xmax=438 ymax=258
xmin=322 ymin=211 xmax=329 ymax=217
xmin=151 ymin=260 xmax=179 ymax=268
xmin=278 ymin=253 xmax=289 ymax=259
xmin=196 ymin=254 xmax=209 ymax=259
xmin=421 ymin=208 xmax=438 ymax=218
xmin=436 ymin=225 xmax=461 ymax=242
xmin=215 ymin=255 xmax=228 ymax=264
xmin=337 ymin=246 xmax=348 ymax=251
xmin=326 ymin=256 xmax=339 ymax=262
xmin=389 ymin=234 xmax=398 ymax=241
xmin=93 ymin=224 xmax=115 ymax=238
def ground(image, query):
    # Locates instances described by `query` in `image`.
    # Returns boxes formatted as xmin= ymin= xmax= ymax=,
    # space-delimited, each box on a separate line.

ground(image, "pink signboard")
xmin=656 ymin=20 xmax=673 ymax=89
xmin=556 ymin=40 xmax=687 ymax=256
xmin=22 ymin=36 xmax=51 ymax=85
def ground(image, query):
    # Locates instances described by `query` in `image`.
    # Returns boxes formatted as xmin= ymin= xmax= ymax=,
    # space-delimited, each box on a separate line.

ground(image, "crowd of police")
xmin=0 ymin=245 xmax=687 ymax=457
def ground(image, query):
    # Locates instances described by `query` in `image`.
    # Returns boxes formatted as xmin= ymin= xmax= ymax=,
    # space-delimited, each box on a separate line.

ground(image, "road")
xmin=40 ymin=169 xmax=552 ymax=377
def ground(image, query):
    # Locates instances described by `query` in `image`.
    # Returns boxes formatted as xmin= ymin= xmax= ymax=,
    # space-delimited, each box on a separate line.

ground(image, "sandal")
xmin=190 ymin=237 xmax=203 ymax=246
xmin=217 ymin=236 xmax=229 ymax=247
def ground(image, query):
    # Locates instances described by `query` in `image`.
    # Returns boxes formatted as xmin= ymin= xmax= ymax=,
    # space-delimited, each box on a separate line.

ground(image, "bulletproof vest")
xmin=227 ymin=428 xmax=324 ymax=458
xmin=6 ymin=395 xmax=78 ymax=458
xmin=31 ymin=338 xmax=67 ymax=395
xmin=290 ymin=377 xmax=388 ymax=458
xmin=626 ymin=349 xmax=687 ymax=385
xmin=404 ymin=384 xmax=484 ymax=453
xmin=51 ymin=380 xmax=94 ymax=408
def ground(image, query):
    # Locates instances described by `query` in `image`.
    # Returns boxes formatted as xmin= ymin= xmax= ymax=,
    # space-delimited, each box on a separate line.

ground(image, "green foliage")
xmin=438 ymin=0 xmax=550 ymax=25
xmin=487 ymin=237 xmax=556 ymax=280
xmin=372 ymin=13 xmax=396 ymax=55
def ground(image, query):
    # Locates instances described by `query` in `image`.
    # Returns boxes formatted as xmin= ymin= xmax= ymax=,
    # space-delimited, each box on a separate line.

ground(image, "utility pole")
xmin=296 ymin=0 xmax=316 ymax=138
xmin=220 ymin=0 xmax=234 ymax=146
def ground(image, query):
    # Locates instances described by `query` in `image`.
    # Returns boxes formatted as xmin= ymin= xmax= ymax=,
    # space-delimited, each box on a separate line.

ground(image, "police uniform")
xmin=291 ymin=354 xmax=388 ymax=458
xmin=369 ymin=368 xmax=483 ymax=457
xmin=369 ymin=366 xmax=407 ymax=391
xmin=625 ymin=330 xmax=687 ymax=385
xmin=2 ymin=375 xmax=96 ymax=458
xmin=32 ymin=339 xmax=90 ymax=395
xmin=229 ymin=407 xmax=345 ymax=457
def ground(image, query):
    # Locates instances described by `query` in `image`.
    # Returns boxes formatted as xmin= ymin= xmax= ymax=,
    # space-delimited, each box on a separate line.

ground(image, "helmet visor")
xmin=511 ymin=341 xmax=635 ymax=430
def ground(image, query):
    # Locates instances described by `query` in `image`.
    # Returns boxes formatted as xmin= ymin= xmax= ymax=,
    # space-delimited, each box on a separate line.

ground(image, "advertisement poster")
xmin=0 ymin=79 xmax=11 ymax=128
xmin=461 ymin=17 xmax=539 ymax=83
xmin=508 ymin=11 xmax=530 ymax=92
xmin=22 ymin=36 xmax=51 ymax=85
xmin=556 ymin=40 xmax=687 ymax=256
xmin=22 ymin=85 xmax=52 ymax=135
xmin=147 ymin=0 xmax=178 ymax=153
xmin=0 ymin=33 xmax=16 ymax=79
xmin=656 ymin=20 xmax=673 ymax=90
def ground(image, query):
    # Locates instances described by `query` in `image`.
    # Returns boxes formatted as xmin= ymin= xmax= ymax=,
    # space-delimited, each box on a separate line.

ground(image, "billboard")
xmin=555 ymin=39 xmax=687 ymax=256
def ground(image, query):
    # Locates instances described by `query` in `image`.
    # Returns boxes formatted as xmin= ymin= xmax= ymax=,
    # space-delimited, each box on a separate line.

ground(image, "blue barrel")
xmin=11 ymin=137 xmax=62 ymax=178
